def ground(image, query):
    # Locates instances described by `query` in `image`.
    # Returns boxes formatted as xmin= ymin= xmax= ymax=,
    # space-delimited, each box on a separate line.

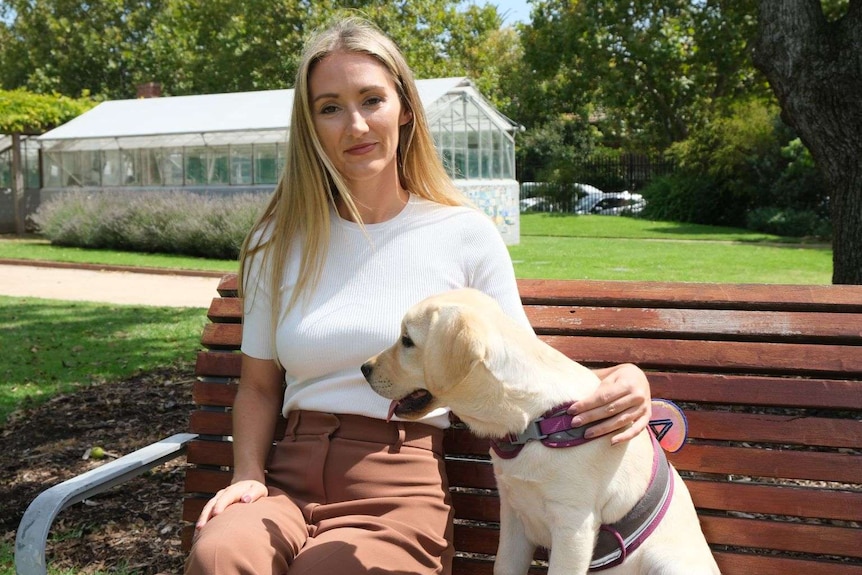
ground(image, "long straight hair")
xmin=238 ymin=16 xmax=470 ymax=349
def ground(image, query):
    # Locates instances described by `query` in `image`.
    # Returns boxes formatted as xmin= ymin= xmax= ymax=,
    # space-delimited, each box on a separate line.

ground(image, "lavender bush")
xmin=32 ymin=191 xmax=269 ymax=260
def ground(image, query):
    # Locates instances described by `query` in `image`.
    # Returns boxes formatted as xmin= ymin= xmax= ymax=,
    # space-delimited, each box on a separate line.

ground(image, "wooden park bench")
xmin=16 ymin=276 xmax=862 ymax=574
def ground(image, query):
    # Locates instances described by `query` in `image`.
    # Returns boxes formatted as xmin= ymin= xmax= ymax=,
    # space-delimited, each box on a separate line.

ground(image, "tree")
xmin=0 ymin=0 xmax=166 ymax=98
xmin=0 ymin=89 xmax=95 ymax=233
xmin=516 ymin=0 xmax=767 ymax=151
xmin=0 ymin=0 xmax=508 ymax=99
xmin=752 ymin=1 xmax=862 ymax=284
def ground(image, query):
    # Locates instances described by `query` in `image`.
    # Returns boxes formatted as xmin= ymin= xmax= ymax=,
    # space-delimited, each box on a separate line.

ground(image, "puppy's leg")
xmin=546 ymin=519 xmax=596 ymax=575
xmin=493 ymin=498 xmax=535 ymax=575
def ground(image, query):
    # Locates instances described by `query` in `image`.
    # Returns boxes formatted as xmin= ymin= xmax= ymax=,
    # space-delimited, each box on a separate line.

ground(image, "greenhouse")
xmin=34 ymin=77 xmax=521 ymax=242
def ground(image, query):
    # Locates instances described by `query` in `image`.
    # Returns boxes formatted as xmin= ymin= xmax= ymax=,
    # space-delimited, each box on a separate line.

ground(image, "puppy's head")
xmin=362 ymin=289 xmax=503 ymax=422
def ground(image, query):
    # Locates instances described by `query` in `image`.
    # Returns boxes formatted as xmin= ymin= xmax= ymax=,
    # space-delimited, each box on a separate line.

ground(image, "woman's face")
xmin=309 ymin=51 xmax=412 ymax=191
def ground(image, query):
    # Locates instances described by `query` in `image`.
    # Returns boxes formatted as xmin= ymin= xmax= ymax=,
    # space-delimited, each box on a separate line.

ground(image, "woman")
xmin=186 ymin=16 xmax=651 ymax=574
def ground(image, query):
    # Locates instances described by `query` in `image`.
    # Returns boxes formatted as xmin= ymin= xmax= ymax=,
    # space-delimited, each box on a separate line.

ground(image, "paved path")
xmin=0 ymin=262 xmax=224 ymax=308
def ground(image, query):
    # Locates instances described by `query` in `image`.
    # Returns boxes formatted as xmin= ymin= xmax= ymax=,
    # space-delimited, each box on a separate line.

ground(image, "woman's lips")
xmin=346 ymin=142 xmax=376 ymax=155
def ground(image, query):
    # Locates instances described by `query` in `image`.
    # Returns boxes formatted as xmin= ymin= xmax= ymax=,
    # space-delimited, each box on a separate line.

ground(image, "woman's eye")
xmin=319 ymin=104 xmax=338 ymax=114
xmin=365 ymin=96 xmax=383 ymax=107
xmin=401 ymin=334 xmax=414 ymax=348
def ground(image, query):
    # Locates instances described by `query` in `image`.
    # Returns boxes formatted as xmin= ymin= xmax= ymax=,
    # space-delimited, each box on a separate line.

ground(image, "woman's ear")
xmin=400 ymin=107 xmax=414 ymax=127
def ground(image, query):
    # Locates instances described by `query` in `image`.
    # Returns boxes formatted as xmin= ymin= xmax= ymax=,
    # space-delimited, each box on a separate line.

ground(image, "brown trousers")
xmin=185 ymin=410 xmax=454 ymax=574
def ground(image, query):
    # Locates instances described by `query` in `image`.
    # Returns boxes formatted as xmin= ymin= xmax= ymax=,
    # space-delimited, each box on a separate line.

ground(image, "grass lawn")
xmin=510 ymin=235 xmax=832 ymax=283
xmin=0 ymin=215 xmax=833 ymax=283
xmin=512 ymin=214 xmax=832 ymax=283
xmin=0 ymin=296 xmax=206 ymax=424
xmin=519 ymin=212 xmax=797 ymax=241
xmin=0 ymin=237 xmax=238 ymax=274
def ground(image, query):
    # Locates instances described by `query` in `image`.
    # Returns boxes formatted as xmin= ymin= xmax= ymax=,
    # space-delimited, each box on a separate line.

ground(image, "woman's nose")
xmin=348 ymin=109 xmax=369 ymax=135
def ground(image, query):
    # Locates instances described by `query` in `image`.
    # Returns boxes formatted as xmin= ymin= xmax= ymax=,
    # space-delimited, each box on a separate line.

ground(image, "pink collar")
xmin=489 ymin=404 xmax=597 ymax=459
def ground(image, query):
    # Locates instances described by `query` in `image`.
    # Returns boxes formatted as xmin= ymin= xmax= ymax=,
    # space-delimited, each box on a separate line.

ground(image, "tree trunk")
xmin=752 ymin=0 xmax=862 ymax=284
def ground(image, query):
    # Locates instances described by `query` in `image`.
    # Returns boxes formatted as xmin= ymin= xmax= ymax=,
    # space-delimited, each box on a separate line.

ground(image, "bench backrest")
xmin=184 ymin=276 xmax=862 ymax=575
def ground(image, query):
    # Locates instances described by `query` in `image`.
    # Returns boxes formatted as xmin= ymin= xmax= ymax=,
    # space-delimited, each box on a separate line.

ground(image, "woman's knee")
xmin=185 ymin=503 xmax=301 ymax=574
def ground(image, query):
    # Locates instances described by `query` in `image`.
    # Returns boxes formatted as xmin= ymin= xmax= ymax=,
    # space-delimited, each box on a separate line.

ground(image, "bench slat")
xmin=701 ymin=515 xmax=862 ymax=558
xmin=686 ymin=479 xmax=862 ymax=521
xmin=211 ymin=275 xmax=862 ymax=312
xmin=451 ymin=555 xmax=548 ymax=575
xmin=544 ymin=335 xmax=862 ymax=376
xmin=184 ymin=467 xmax=231 ymax=494
xmin=192 ymin=380 xmax=238 ymax=407
xmin=516 ymin=279 xmax=862 ymax=312
xmin=683 ymin=411 xmax=862 ymax=448
xmin=195 ymin=351 xmax=241 ymax=378
xmin=206 ymin=298 xmax=241 ymax=323
xmin=526 ymin=306 xmax=862 ymax=342
xmin=201 ymin=323 xmax=243 ymax=350
xmin=669 ymin=444 xmax=861 ymax=483
xmin=712 ymin=552 xmax=862 ymax=575
xmin=450 ymin=528 xmax=862 ymax=575
xmin=648 ymin=372 xmax=862 ymax=410
xmin=452 ymin=518 xmax=862 ymax=566
xmin=450 ymin=481 xmax=862 ymax=523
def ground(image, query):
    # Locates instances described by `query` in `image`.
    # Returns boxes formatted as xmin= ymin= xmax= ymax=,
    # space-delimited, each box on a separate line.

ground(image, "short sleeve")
xmin=463 ymin=213 xmax=533 ymax=333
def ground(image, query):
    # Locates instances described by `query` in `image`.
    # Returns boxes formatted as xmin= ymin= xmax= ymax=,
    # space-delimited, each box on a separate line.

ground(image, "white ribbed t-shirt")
xmin=241 ymin=195 xmax=531 ymax=429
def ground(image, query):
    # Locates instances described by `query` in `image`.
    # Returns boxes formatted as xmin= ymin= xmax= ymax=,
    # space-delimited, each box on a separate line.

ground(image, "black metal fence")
xmin=519 ymin=154 xmax=675 ymax=194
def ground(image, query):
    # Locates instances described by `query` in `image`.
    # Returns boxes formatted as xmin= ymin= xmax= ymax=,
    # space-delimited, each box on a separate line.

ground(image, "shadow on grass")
xmin=0 ymin=297 xmax=207 ymax=423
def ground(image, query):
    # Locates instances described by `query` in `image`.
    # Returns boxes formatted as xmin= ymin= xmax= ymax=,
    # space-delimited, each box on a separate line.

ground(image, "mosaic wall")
xmin=456 ymin=179 xmax=520 ymax=245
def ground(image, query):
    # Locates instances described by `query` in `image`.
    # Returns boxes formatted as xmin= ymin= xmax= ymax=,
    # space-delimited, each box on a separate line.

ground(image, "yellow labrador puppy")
xmin=362 ymin=288 xmax=719 ymax=575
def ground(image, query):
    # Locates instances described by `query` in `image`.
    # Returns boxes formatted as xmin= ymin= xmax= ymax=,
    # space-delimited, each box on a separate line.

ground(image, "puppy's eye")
xmin=401 ymin=334 xmax=415 ymax=348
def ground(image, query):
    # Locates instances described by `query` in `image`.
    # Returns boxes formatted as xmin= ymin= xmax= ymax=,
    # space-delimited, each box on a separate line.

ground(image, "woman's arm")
xmin=195 ymin=355 xmax=283 ymax=530
xmin=567 ymin=363 xmax=652 ymax=445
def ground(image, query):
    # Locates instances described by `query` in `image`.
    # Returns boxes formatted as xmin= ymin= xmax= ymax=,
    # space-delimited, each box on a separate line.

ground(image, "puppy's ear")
xmin=423 ymin=305 xmax=486 ymax=393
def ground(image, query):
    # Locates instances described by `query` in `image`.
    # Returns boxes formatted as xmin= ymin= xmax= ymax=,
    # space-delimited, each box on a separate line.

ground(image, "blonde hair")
xmin=238 ymin=16 xmax=469 ymax=345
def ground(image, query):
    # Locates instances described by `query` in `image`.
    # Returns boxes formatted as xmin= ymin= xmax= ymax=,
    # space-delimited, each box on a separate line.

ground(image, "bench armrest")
xmin=15 ymin=432 xmax=198 ymax=575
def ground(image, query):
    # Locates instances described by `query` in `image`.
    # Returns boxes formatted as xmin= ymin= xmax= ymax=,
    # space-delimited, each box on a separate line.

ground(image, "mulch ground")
xmin=1 ymin=365 xmax=195 ymax=574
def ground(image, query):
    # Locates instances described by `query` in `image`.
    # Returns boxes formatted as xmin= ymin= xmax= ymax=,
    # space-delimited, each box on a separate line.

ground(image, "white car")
xmin=587 ymin=191 xmax=646 ymax=215
xmin=520 ymin=183 xmax=645 ymax=216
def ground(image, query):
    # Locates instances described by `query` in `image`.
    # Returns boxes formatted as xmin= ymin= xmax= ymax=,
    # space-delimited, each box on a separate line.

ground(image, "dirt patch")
xmin=1 ymin=365 xmax=195 ymax=574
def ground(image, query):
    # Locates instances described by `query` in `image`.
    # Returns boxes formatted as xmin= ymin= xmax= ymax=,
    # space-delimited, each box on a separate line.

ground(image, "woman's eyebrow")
xmin=312 ymin=85 xmax=387 ymax=103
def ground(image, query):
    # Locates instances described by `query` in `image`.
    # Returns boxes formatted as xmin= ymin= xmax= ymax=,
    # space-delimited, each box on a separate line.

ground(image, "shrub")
xmin=639 ymin=173 xmax=741 ymax=225
xmin=32 ymin=191 xmax=268 ymax=260
xmin=746 ymin=207 xmax=831 ymax=239
xmin=641 ymin=99 xmax=830 ymax=234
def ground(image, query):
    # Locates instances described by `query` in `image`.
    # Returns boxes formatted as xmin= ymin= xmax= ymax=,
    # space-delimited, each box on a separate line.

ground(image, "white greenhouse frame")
xmin=37 ymin=78 xmax=518 ymax=191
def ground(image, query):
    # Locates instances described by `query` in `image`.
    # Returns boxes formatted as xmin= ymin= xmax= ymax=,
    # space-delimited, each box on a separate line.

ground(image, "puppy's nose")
xmin=360 ymin=362 xmax=373 ymax=380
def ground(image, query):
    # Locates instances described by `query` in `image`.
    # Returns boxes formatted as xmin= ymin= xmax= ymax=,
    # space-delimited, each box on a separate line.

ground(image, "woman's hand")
xmin=567 ymin=363 xmax=651 ymax=445
xmin=195 ymin=479 xmax=268 ymax=531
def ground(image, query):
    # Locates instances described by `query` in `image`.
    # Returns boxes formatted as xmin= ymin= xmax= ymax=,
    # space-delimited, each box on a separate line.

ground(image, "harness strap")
xmin=589 ymin=433 xmax=674 ymax=571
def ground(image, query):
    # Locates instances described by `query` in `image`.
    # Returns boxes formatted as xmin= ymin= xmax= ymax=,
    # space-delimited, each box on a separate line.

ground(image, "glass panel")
xmin=276 ymin=143 xmax=287 ymax=181
xmin=207 ymin=146 xmax=230 ymax=185
xmin=231 ymin=145 xmax=253 ymax=185
xmin=0 ymin=150 xmax=10 ymax=188
xmin=23 ymin=139 xmax=41 ymax=188
xmin=56 ymin=150 xmax=100 ymax=187
xmin=254 ymin=144 xmax=278 ymax=185
xmin=42 ymin=151 xmax=63 ymax=188
xmin=140 ymin=148 xmax=163 ymax=186
xmin=160 ymin=149 xmax=184 ymax=187
xmin=101 ymin=150 xmax=122 ymax=186
xmin=184 ymin=147 xmax=207 ymax=186
xmin=119 ymin=149 xmax=141 ymax=186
